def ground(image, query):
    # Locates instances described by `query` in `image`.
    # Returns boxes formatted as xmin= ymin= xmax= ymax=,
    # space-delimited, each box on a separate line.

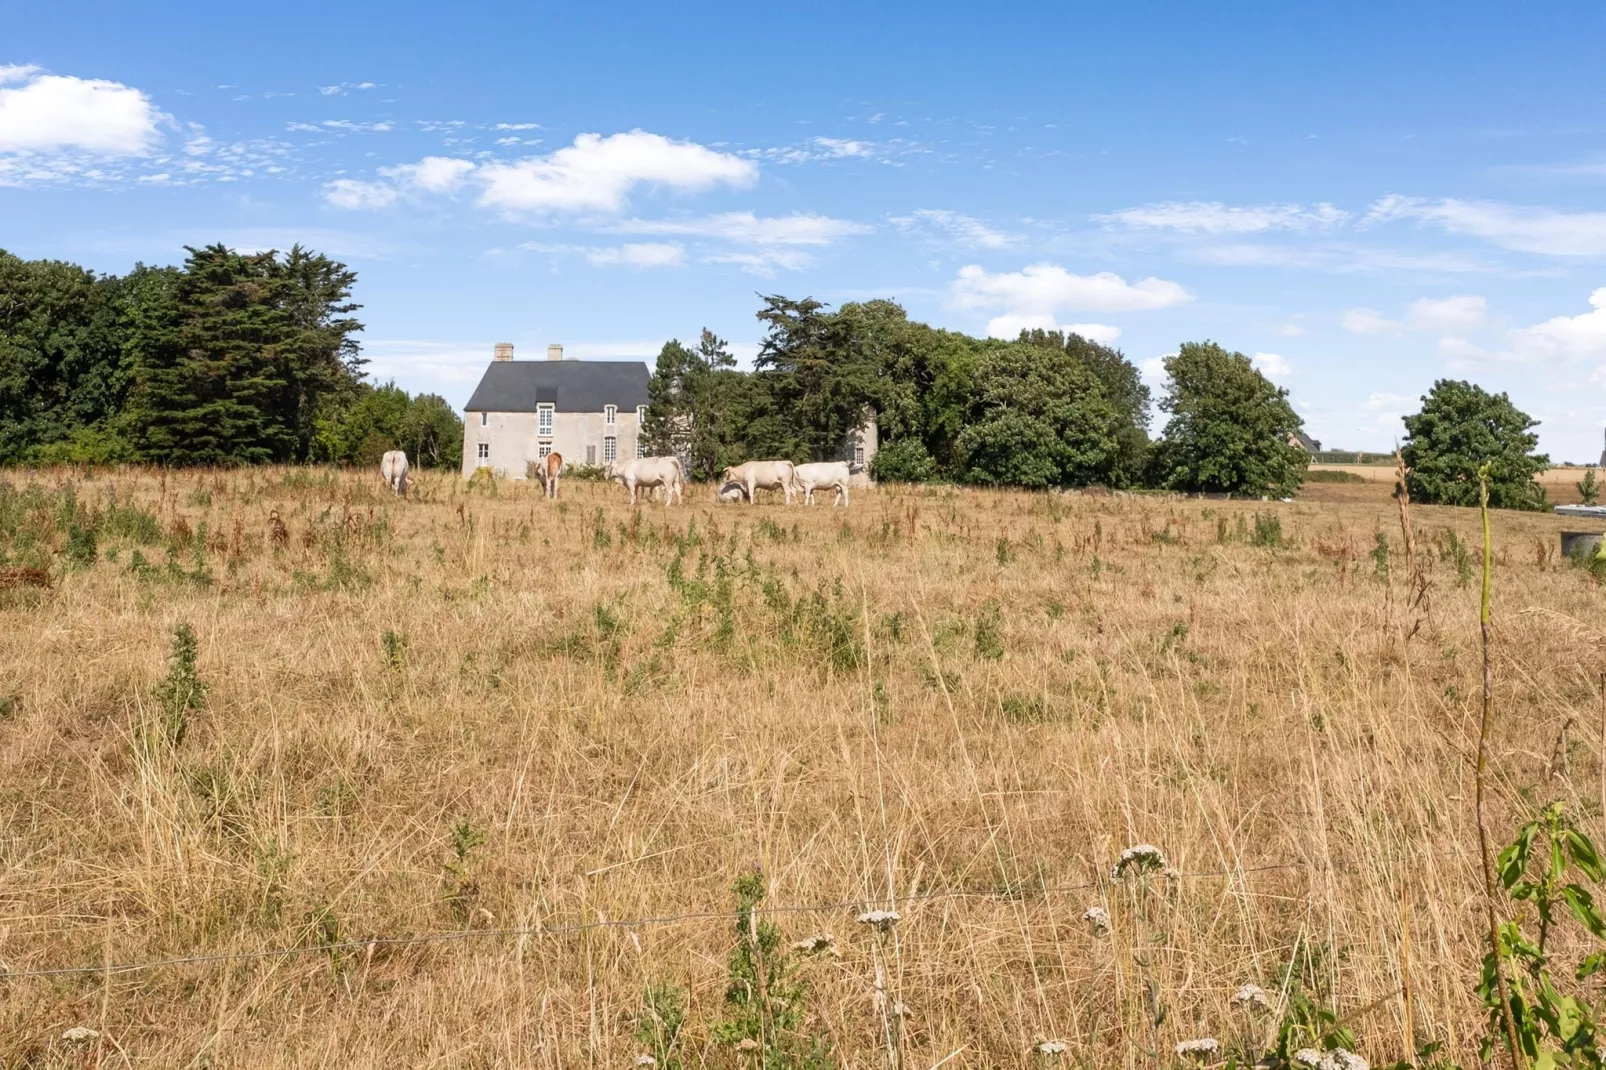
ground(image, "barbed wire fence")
xmin=0 ymin=860 xmax=1341 ymax=981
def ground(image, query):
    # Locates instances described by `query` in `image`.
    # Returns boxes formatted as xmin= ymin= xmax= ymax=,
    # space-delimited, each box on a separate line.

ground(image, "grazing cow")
xmin=539 ymin=451 xmax=564 ymax=500
xmin=792 ymin=461 xmax=851 ymax=507
xmin=722 ymin=460 xmax=796 ymax=506
xmin=380 ymin=450 xmax=410 ymax=497
xmin=716 ymin=480 xmax=749 ymax=503
xmin=605 ymin=456 xmax=684 ymax=506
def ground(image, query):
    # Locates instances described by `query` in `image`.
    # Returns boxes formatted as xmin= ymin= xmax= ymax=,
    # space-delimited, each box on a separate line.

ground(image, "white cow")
xmin=716 ymin=480 xmax=749 ymax=503
xmin=792 ymin=461 xmax=851 ymax=507
xmin=722 ymin=460 xmax=796 ymax=506
xmin=380 ymin=450 xmax=410 ymax=496
xmin=606 ymin=456 xmax=685 ymax=506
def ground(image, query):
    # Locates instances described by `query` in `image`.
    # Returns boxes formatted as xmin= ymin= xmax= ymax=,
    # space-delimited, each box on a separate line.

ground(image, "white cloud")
xmin=382 ymin=155 xmax=475 ymax=193
xmin=1368 ymin=195 xmax=1606 ymax=257
xmin=323 ymin=178 xmax=398 ymax=210
xmin=1342 ymin=307 xmax=1405 ymax=336
xmin=585 ymin=242 xmax=686 ymax=268
xmin=891 ymin=208 xmax=1016 ymax=248
xmin=705 ymin=249 xmax=816 ymax=276
xmin=981 ymin=314 xmax=1121 ymax=343
xmin=616 ymin=210 xmax=868 ymax=246
xmin=318 ymin=82 xmax=376 ymax=96
xmin=493 ymin=122 xmax=541 ymax=131
xmin=1437 ymin=337 xmax=1492 ymax=366
xmin=951 ymin=264 xmax=1192 ymax=329
xmin=1363 ymin=391 xmax=1413 ymax=411
xmin=319 ymin=119 xmax=393 ymax=133
xmin=1095 ymin=200 xmax=1349 ymax=234
xmin=1275 ymin=318 xmax=1309 ymax=338
xmin=1408 ymin=294 xmax=1487 ymax=333
xmin=0 ymin=68 xmax=164 ymax=154
xmin=475 ymin=130 xmax=756 ymax=214
xmin=1252 ymin=352 xmax=1292 ymax=380
xmin=1139 ymin=355 xmax=1173 ymax=387
xmin=1502 ymin=287 xmax=1606 ymax=362
xmin=812 ymin=137 xmax=871 ymax=158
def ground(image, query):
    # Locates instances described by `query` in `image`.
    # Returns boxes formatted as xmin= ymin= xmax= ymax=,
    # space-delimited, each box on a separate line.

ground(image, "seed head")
xmin=1293 ymin=1049 xmax=1324 ymax=1068
xmin=857 ymin=909 xmax=901 ymax=933
xmin=1232 ymin=982 xmax=1271 ymax=1011
xmin=635 ymin=1056 xmax=657 ymax=1067
xmin=1320 ymin=1051 xmax=1369 ymax=1070
xmin=792 ymin=933 xmax=837 ymax=954
xmin=1112 ymin=843 xmax=1168 ymax=881
xmin=1175 ymin=1038 xmax=1220 ymax=1059
xmin=1035 ymin=1039 xmax=1068 ymax=1056
xmin=1082 ymin=904 xmax=1112 ymax=934
xmin=61 ymin=1027 xmax=100 ymax=1044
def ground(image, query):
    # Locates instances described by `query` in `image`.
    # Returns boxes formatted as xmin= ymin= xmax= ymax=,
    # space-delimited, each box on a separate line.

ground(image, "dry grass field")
xmin=1306 ymin=464 xmax=1603 ymax=506
xmin=3 ymin=466 xmax=1606 ymax=1067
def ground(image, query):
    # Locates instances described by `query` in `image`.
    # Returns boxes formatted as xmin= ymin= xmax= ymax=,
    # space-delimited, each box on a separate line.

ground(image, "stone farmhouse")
xmin=461 ymin=340 xmax=880 ymax=482
xmin=461 ymin=343 xmax=649 ymax=480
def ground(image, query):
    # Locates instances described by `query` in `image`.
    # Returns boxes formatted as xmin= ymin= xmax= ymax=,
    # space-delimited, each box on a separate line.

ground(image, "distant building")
xmin=1288 ymin=431 xmax=1321 ymax=453
xmin=461 ymin=343 xmax=649 ymax=479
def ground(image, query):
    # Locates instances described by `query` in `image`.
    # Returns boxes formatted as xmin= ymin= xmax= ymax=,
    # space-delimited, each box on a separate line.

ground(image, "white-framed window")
xmin=537 ymin=404 xmax=554 ymax=437
xmin=854 ymin=444 xmax=866 ymax=466
xmin=636 ymin=436 xmax=646 ymax=458
xmin=636 ymin=405 xmax=646 ymax=424
xmin=604 ymin=404 xmax=617 ymax=425
xmin=477 ymin=442 xmax=490 ymax=461
xmin=537 ymin=442 xmax=552 ymax=459
xmin=480 ymin=412 xmax=488 ymax=426
xmin=585 ymin=444 xmax=597 ymax=465
xmin=604 ymin=436 xmax=617 ymax=462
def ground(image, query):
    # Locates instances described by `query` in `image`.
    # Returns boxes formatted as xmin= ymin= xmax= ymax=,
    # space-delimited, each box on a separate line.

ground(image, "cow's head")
xmin=603 ymin=460 xmax=618 ymax=481
xmin=722 ymin=466 xmax=737 ymax=483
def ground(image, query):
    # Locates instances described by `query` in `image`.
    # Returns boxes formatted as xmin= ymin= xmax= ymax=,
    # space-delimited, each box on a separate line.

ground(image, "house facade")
xmin=461 ymin=343 xmax=650 ymax=479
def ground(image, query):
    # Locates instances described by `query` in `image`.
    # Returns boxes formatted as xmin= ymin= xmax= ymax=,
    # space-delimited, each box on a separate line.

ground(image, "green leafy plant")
xmin=1251 ymin=512 xmax=1284 ymax=548
xmin=1478 ymin=802 xmax=1606 ymax=1069
xmin=634 ymin=983 xmax=689 ymax=1070
xmin=1578 ymin=469 xmax=1600 ymax=507
xmin=153 ymin=622 xmax=206 ymax=748
xmin=711 ymin=871 xmax=832 ymax=1068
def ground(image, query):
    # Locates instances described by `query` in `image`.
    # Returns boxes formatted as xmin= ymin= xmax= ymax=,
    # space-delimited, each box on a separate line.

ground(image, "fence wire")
xmin=0 ymin=860 xmax=1322 ymax=981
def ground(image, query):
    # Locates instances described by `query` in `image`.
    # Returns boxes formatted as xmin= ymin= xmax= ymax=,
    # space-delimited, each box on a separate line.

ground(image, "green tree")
xmin=1401 ymin=379 xmax=1549 ymax=510
xmin=869 ymin=437 xmax=937 ymax=483
xmin=1016 ymin=329 xmax=1151 ymax=486
xmin=0 ymin=250 xmax=128 ymax=462
xmin=119 ymin=244 xmax=363 ymax=465
xmin=641 ymin=329 xmax=739 ymax=479
xmin=311 ymin=382 xmax=410 ymax=464
xmin=1151 ymin=341 xmax=1308 ymax=497
xmin=399 ymin=394 xmax=463 ymax=469
xmin=955 ymin=341 xmax=1125 ymax=488
xmin=755 ymin=295 xmax=877 ymax=462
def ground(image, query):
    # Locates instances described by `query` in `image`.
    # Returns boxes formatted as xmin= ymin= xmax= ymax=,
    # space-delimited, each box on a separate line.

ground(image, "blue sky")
xmin=5 ymin=1 xmax=1606 ymax=458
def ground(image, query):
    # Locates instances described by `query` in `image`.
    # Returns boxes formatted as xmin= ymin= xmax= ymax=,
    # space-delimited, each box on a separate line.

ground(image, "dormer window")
xmin=604 ymin=404 xmax=617 ymax=425
xmin=480 ymin=412 xmax=488 ymax=426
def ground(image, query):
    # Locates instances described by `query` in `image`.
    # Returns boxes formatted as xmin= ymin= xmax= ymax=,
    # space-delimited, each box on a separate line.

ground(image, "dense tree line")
xmin=644 ymin=297 xmax=1310 ymax=496
xmin=0 ymin=245 xmax=461 ymax=468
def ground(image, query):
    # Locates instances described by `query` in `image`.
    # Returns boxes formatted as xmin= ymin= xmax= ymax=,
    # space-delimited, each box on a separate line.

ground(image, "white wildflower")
xmin=857 ymin=909 xmax=901 ymax=933
xmin=1292 ymin=1048 xmax=1324 ymax=1068
xmin=1082 ymin=905 xmax=1112 ymax=933
xmin=1035 ymin=1039 xmax=1068 ymax=1055
xmin=1319 ymin=1051 xmax=1369 ymax=1070
xmin=791 ymin=933 xmax=836 ymax=954
xmin=61 ymin=1027 xmax=100 ymax=1043
xmin=635 ymin=1056 xmax=657 ymax=1067
xmin=735 ymin=1037 xmax=760 ymax=1052
xmin=1231 ymin=983 xmax=1271 ymax=1011
xmin=1175 ymin=1037 xmax=1220 ymax=1059
xmin=1112 ymin=843 xmax=1168 ymax=880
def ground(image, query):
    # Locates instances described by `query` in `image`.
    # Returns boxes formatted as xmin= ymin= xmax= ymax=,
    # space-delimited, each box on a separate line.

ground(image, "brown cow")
xmin=540 ymin=451 xmax=564 ymax=500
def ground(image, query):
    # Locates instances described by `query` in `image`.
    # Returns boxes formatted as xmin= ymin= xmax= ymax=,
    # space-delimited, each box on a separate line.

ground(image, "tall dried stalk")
xmin=1475 ymin=465 xmax=1522 ymax=1070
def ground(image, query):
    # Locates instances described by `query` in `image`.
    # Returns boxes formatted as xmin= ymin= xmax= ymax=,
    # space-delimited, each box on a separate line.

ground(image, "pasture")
xmin=1 ymin=466 xmax=1603 ymax=1067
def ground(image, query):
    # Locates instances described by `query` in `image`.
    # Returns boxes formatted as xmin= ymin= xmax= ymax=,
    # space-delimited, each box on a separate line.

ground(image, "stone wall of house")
xmin=462 ymin=409 xmax=645 ymax=479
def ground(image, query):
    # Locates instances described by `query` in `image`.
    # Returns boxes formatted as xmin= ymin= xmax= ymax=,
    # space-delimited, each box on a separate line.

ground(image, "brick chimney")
xmin=547 ymin=343 xmax=564 ymax=362
xmin=493 ymin=342 xmax=514 ymax=362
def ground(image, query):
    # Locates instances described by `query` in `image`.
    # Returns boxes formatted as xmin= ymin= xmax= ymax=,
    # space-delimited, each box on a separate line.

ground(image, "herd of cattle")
xmin=377 ymin=451 xmax=852 ymax=507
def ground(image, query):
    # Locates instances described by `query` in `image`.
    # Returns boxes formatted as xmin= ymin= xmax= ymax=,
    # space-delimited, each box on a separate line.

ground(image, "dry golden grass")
xmin=2 ymin=466 xmax=1605 ymax=1067
xmin=1307 ymin=464 xmax=1605 ymax=506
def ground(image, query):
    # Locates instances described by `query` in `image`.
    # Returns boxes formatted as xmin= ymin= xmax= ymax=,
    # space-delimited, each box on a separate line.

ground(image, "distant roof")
xmin=464 ymin=360 xmax=650 ymax=413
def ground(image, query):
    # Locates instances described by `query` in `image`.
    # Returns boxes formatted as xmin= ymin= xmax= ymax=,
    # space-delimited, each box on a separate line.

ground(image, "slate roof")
xmin=463 ymin=360 xmax=650 ymax=413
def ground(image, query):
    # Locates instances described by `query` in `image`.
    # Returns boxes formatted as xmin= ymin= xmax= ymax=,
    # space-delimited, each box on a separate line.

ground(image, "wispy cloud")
xmin=1096 ymin=200 xmax=1349 ymax=234
xmin=951 ymin=263 xmax=1190 ymax=340
xmin=318 ymin=82 xmax=377 ymax=96
xmin=1367 ymin=195 xmax=1606 ymax=257
xmin=890 ymin=208 xmax=1017 ymax=248
xmin=613 ymin=211 xmax=868 ymax=246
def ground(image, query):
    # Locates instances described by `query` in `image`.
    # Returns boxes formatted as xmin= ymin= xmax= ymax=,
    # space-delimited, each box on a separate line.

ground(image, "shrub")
xmin=869 ymin=437 xmax=936 ymax=483
xmin=711 ymin=871 xmax=831 ymax=1068
xmin=153 ymin=623 xmax=206 ymax=748
xmin=1402 ymin=379 xmax=1549 ymax=510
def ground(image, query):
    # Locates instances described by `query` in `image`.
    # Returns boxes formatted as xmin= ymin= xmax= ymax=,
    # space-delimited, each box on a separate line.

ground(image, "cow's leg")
xmin=747 ymin=479 xmax=757 ymax=505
